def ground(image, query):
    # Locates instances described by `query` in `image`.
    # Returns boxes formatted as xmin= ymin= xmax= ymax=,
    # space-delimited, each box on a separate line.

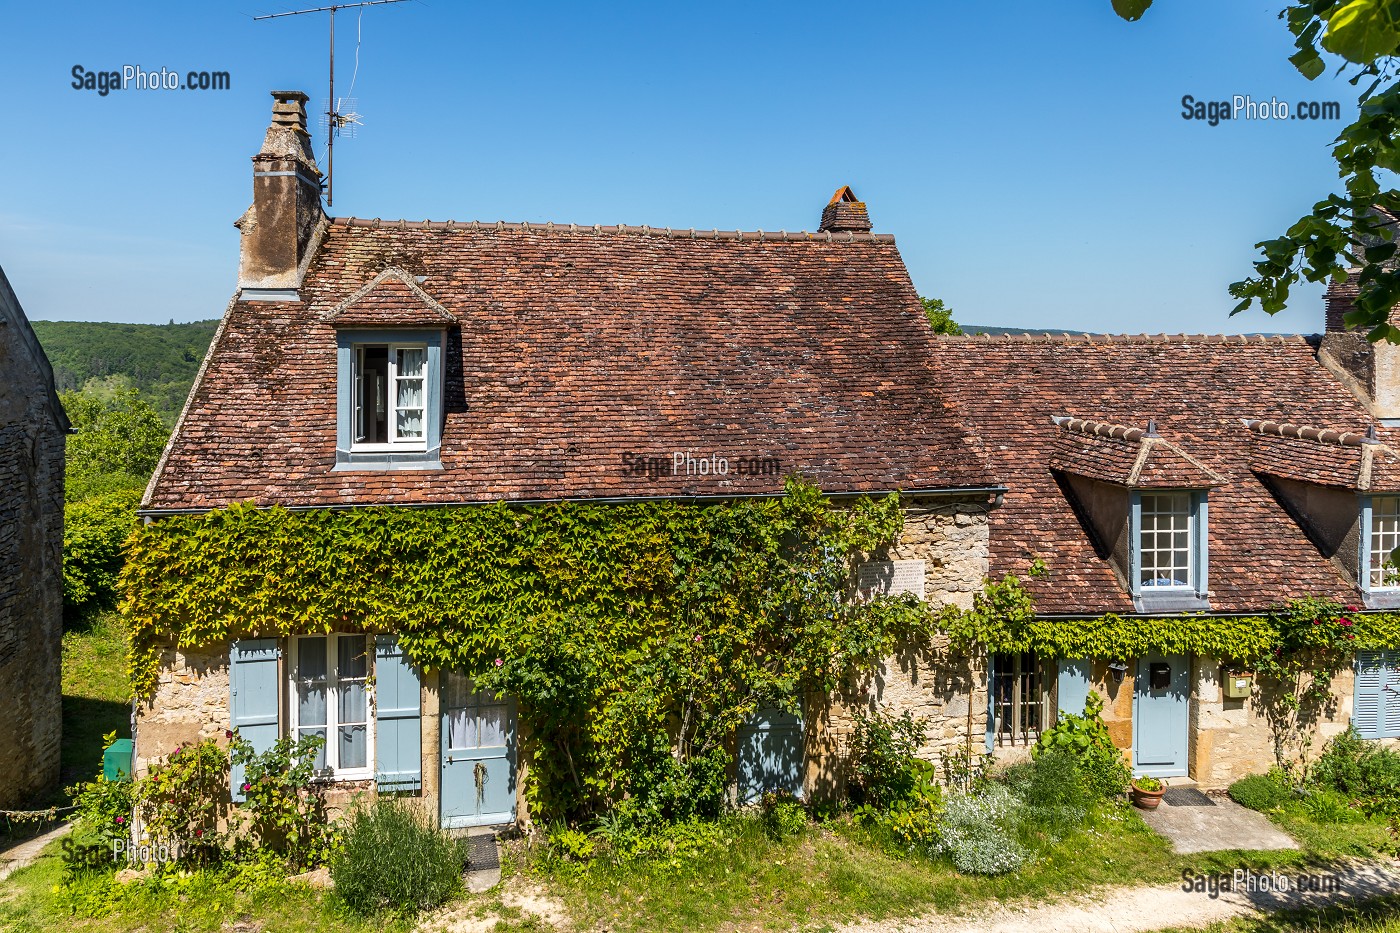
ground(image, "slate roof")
xmin=929 ymin=333 xmax=1388 ymax=614
xmin=144 ymin=218 xmax=999 ymax=511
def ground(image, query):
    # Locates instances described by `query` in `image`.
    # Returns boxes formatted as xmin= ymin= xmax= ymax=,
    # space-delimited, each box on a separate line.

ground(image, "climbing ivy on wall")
xmin=121 ymin=478 xmax=931 ymax=822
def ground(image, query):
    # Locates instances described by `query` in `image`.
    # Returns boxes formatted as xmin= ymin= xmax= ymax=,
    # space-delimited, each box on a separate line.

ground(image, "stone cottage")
xmin=926 ymin=297 xmax=1400 ymax=784
xmin=131 ymin=91 xmax=1001 ymax=826
xmin=0 ymin=264 xmax=68 ymax=808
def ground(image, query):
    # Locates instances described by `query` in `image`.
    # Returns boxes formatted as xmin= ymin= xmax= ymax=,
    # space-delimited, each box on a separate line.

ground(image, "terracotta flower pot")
xmin=1132 ymin=781 xmax=1166 ymax=810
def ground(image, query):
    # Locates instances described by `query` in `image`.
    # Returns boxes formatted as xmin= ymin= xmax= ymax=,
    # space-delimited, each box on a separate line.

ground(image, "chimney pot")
xmin=818 ymin=185 xmax=873 ymax=233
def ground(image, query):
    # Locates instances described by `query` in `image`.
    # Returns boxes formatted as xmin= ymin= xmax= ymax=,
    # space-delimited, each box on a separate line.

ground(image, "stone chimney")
xmin=818 ymin=185 xmax=873 ymax=233
xmin=235 ymin=91 xmax=326 ymax=300
xmin=1320 ymin=210 xmax=1400 ymax=423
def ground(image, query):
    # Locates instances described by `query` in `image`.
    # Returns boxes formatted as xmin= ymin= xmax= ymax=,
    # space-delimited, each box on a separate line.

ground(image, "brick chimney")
xmin=818 ymin=185 xmax=873 ymax=233
xmin=1320 ymin=210 xmax=1400 ymax=423
xmin=234 ymin=91 xmax=326 ymax=300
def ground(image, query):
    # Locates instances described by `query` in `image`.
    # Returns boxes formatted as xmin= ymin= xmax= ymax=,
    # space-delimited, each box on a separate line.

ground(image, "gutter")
xmin=135 ymin=485 xmax=1010 ymax=519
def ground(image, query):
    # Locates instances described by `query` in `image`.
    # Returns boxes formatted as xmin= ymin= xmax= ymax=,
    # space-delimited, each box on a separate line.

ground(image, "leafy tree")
xmin=922 ymin=297 xmax=963 ymax=335
xmin=61 ymin=385 xmax=169 ymax=619
xmin=1116 ymin=1 xmax=1400 ymax=340
xmin=62 ymin=386 xmax=168 ymax=502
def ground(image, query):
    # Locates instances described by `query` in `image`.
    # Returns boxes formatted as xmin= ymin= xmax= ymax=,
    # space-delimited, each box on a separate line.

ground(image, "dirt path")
xmin=837 ymin=860 xmax=1400 ymax=933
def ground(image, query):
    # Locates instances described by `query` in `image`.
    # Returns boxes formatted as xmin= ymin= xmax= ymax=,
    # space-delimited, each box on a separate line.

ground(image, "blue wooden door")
xmin=440 ymin=673 xmax=516 ymax=828
xmin=1133 ymin=652 xmax=1189 ymax=777
xmin=737 ymin=702 xmax=804 ymax=803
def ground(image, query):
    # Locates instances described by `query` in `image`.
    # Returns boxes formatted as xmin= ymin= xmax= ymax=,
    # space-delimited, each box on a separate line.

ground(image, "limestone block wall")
xmin=0 ymin=314 xmax=66 ymax=808
xmin=134 ymin=643 xmax=233 ymax=774
xmin=808 ymin=497 xmax=992 ymax=799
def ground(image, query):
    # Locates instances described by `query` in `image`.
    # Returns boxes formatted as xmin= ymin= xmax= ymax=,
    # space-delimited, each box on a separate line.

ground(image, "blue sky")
xmin=0 ymin=0 xmax=1370 ymax=332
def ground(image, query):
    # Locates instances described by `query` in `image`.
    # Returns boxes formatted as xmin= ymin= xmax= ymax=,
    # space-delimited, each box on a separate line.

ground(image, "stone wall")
xmin=0 ymin=281 xmax=66 ymax=809
xmin=808 ymin=496 xmax=992 ymax=799
xmin=134 ymin=643 xmax=233 ymax=774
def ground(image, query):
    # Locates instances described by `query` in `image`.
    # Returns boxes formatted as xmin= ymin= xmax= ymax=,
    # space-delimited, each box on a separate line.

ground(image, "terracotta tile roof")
xmin=322 ymin=267 xmax=458 ymax=327
xmin=1051 ymin=417 xmax=1228 ymax=488
xmin=929 ymin=333 xmax=1389 ymax=613
xmin=1245 ymin=420 xmax=1400 ymax=492
xmin=145 ymin=219 xmax=998 ymax=511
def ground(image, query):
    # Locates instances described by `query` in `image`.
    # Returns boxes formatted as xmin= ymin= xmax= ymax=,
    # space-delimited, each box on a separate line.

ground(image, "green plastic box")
xmin=103 ymin=738 xmax=134 ymax=782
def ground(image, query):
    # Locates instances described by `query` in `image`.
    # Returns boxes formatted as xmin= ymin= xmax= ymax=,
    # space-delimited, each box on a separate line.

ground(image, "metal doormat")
xmin=1163 ymin=787 xmax=1216 ymax=807
xmin=466 ymin=834 xmax=500 ymax=871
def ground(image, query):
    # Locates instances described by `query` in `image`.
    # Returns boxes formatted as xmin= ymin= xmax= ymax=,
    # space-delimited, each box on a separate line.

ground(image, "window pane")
xmin=396 ymin=377 xmax=424 ymax=410
xmin=446 ymin=708 xmax=474 ymax=750
xmin=299 ymin=727 xmax=327 ymax=771
xmin=1140 ymin=493 xmax=1193 ymax=588
xmin=477 ymin=705 xmax=508 ymax=748
xmin=297 ymin=638 xmax=328 ymax=728
xmin=396 ymin=347 xmax=424 ymax=378
xmin=339 ymin=725 xmax=367 ymax=770
xmin=396 ymin=407 xmax=424 ymax=439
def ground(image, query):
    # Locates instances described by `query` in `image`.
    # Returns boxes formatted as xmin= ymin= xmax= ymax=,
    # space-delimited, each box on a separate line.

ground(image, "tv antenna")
xmin=253 ymin=0 xmax=409 ymax=206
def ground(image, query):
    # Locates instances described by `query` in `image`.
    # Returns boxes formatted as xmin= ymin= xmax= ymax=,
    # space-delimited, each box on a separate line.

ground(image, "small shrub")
xmin=62 ymin=732 xmax=139 ymax=878
xmin=330 ymin=797 xmax=467 ymax=916
xmin=759 ymin=791 xmax=808 ymax=841
xmin=1004 ymin=747 xmax=1091 ymax=838
xmin=937 ymin=744 xmax=994 ymax=793
xmin=1300 ymin=787 xmax=1363 ymax=823
xmin=848 ymin=705 xmax=928 ymax=809
xmin=137 ymin=738 xmax=229 ymax=865
xmin=1033 ymin=692 xmax=1130 ymax=798
xmin=229 ymin=731 xmax=334 ymax=868
xmin=1229 ymin=772 xmax=1290 ymax=812
xmin=1311 ymin=729 xmax=1400 ymax=815
xmin=938 ymin=785 xmax=1027 ymax=875
xmin=547 ymin=823 xmax=596 ymax=865
xmin=1133 ymin=775 xmax=1163 ymax=792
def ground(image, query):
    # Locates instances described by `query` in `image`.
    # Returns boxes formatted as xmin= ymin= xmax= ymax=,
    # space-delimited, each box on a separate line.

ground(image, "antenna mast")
xmin=253 ymin=0 xmax=408 ymax=206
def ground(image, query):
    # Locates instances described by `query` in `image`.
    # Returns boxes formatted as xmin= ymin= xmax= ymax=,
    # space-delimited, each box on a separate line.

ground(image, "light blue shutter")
xmin=230 ymin=639 xmax=281 ymax=802
xmin=1355 ymin=651 xmax=1385 ymax=739
xmin=1057 ymin=659 xmax=1092 ymax=718
xmin=1384 ymin=652 xmax=1400 ymax=739
xmin=374 ymin=636 xmax=423 ymax=792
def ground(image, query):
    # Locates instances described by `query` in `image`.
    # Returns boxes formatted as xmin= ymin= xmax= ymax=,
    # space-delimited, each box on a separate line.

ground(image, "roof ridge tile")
xmin=328 ymin=215 xmax=896 ymax=243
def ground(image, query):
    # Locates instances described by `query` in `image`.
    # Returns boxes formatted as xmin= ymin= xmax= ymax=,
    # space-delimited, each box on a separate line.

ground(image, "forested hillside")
xmin=30 ymin=319 xmax=219 ymax=424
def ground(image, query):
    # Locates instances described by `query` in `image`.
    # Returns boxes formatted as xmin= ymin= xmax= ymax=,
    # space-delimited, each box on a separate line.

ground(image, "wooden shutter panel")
xmin=1355 ymin=651 xmax=1385 ymax=740
xmin=1057 ymin=659 xmax=1092 ymax=718
xmin=374 ymin=635 xmax=423 ymax=792
xmin=230 ymin=639 xmax=281 ymax=802
xmin=1383 ymin=651 xmax=1400 ymax=739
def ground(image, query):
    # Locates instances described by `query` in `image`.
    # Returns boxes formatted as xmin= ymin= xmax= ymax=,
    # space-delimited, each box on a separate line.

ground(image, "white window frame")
xmin=288 ymin=634 xmax=374 ymax=781
xmin=1365 ymin=496 xmax=1400 ymax=591
xmin=350 ymin=342 xmax=428 ymax=452
xmin=1131 ymin=490 xmax=1208 ymax=597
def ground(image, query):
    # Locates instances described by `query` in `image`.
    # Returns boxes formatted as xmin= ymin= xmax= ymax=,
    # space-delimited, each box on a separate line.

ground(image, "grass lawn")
xmin=60 ymin=610 xmax=132 ymax=790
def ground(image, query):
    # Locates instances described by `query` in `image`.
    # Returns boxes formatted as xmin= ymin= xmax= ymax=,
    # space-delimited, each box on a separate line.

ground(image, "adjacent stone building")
xmin=0 ymin=264 xmax=68 ymax=808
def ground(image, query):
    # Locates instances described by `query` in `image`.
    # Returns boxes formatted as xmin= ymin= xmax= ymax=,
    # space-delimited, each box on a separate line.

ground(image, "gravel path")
xmin=836 ymin=860 xmax=1400 ymax=933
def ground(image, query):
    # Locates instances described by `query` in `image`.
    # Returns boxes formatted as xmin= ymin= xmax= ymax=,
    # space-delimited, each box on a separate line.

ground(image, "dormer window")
xmin=1365 ymin=496 xmax=1400 ymax=589
xmin=333 ymin=329 xmax=445 ymax=471
xmin=1131 ymin=489 xmax=1208 ymax=609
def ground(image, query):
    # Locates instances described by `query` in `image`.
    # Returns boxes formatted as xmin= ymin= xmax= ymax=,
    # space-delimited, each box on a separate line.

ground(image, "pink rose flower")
xmin=241 ymin=782 xmax=251 ymax=792
xmin=494 ymin=658 xmax=504 ymax=667
xmin=1340 ymin=618 xmax=1354 ymax=627
xmin=115 ymin=816 xmax=125 ymax=824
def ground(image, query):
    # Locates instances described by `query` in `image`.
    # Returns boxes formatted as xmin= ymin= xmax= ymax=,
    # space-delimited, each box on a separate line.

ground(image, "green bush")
xmin=229 ymin=732 xmax=334 ymax=868
xmin=1300 ymin=787 xmax=1363 ymax=823
xmin=62 ymin=731 xmax=139 ymax=878
xmin=1310 ymin=729 xmax=1400 ymax=815
xmin=330 ymin=797 xmax=467 ymax=916
xmin=759 ymin=791 xmax=808 ymax=841
xmin=848 ymin=705 xmax=929 ymax=809
xmin=1033 ymin=692 xmax=1131 ymax=798
xmin=1003 ymin=747 xmax=1092 ymax=838
xmin=937 ymin=785 xmax=1027 ymax=875
xmin=137 ymin=738 xmax=229 ymax=865
xmin=1228 ymin=772 xmax=1291 ymax=812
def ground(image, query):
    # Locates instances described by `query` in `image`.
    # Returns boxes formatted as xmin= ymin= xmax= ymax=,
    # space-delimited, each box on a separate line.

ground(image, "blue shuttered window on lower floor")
xmin=229 ymin=639 xmax=281 ymax=802
xmin=1354 ymin=651 xmax=1400 ymax=739
xmin=374 ymin=635 xmax=423 ymax=792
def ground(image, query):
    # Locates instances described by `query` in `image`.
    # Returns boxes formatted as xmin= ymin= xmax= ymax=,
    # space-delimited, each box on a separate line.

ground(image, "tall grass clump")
xmin=330 ymin=797 xmax=468 ymax=916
